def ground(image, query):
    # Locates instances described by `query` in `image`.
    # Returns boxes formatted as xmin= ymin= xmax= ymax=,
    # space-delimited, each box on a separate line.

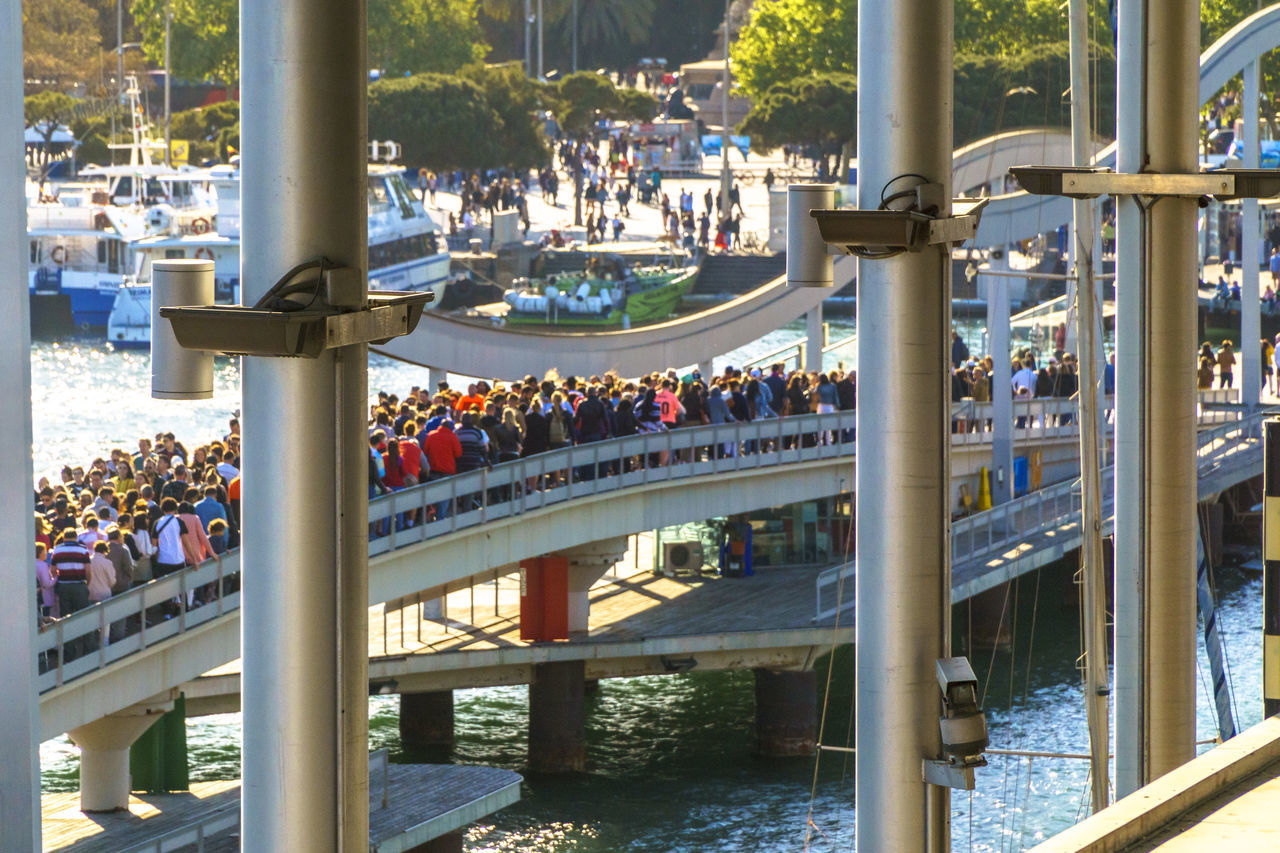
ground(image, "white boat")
xmin=105 ymin=156 xmax=452 ymax=347
xmin=27 ymin=76 xmax=218 ymax=335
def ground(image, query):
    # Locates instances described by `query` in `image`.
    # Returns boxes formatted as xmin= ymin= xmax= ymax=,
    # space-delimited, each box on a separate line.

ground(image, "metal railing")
xmin=814 ymin=410 xmax=1268 ymax=621
xmin=118 ymin=802 xmax=240 ymax=853
xmin=38 ymin=412 xmax=856 ymax=694
xmin=741 ymin=332 xmax=858 ymax=373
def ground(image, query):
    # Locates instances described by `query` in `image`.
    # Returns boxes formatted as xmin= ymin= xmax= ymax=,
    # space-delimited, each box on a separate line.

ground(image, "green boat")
xmin=502 ymin=253 xmax=698 ymax=328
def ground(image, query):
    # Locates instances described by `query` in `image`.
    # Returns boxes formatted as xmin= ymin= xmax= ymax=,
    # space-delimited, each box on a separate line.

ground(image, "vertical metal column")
xmin=1242 ymin=61 xmax=1261 ymax=407
xmin=1113 ymin=0 xmax=1200 ymax=796
xmin=1264 ymin=419 xmax=1280 ymax=717
xmin=985 ymin=251 xmax=1013 ymax=505
xmin=240 ymin=0 xmax=369 ymax=849
xmin=1069 ymin=0 xmax=1109 ymax=813
xmin=0 ymin=0 xmax=42 ymax=847
xmin=855 ymin=1 xmax=952 ymax=850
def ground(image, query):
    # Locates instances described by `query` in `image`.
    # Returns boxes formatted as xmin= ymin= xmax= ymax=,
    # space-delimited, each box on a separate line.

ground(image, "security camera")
xmin=937 ymin=656 xmax=989 ymax=762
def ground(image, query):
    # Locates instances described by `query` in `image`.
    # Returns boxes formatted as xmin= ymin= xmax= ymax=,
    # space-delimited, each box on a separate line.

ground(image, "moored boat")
xmin=502 ymin=253 xmax=698 ymax=328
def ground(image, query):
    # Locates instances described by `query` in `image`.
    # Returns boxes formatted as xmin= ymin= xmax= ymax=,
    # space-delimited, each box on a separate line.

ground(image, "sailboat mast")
xmin=1069 ymin=0 xmax=1110 ymax=813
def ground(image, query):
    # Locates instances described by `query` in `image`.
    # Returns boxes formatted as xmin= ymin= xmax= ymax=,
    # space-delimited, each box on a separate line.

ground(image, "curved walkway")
xmin=34 ymin=408 xmax=1260 ymax=739
xmin=374 ymin=257 xmax=851 ymax=378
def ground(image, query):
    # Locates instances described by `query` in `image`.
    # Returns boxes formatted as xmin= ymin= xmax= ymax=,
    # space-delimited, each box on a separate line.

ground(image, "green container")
xmin=129 ymin=693 xmax=189 ymax=793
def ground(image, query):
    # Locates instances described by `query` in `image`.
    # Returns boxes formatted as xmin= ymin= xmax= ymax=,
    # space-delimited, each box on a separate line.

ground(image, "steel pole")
xmin=1264 ymin=419 xmax=1280 ymax=717
xmin=1113 ymin=0 xmax=1199 ymax=796
xmin=855 ymin=2 xmax=952 ymax=850
xmin=1242 ymin=60 xmax=1261 ymax=407
xmin=524 ymin=0 xmax=532 ymax=78
xmin=0 ymin=0 xmax=42 ymax=847
xmin=1068 ymin=0 xmax=1109 ymax=813
xmin=537 ymin=0 xmax=544 ymax=80
xmin=571 ymin=0 xmax=578 ymax=72
xmin=164 ymin=1 xmax=171 ymax=168
xmin=240 ymin=0 xmax=369 ymax=849
xmin=985 ymin=250 xmax=1013 ymax=505
xmin=720 ymin=0 xmax=732 ymax=215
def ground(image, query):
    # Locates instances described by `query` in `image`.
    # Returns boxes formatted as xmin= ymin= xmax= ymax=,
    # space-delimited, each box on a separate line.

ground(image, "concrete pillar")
xmin=69 ymin=700 xmax=173 ymax=813
xmin=753 ymin=669 xmax=817 ymax=757
xmin=239 ymin=0 xmax=370 ymax=847
xmin=698 ymin=360 xmax=714 ymax=381
xmin=805 ymin=305 xmax=824 ymax=373
xmin=426 ymin=366 xmax=447 ymax=395
xmin=1242 ymin=60 xmax=1261 ymax=407
xmin=0 ymin=0 xmax=41 ymax=846
xmin=984 ymin=249 xmax=1013 ymax=504
xmin=528 ymin=660 xmax=586 ymax=773
xmin=556 ymin=537 xmax=627 ymax=633
xmin=399 ymin=691 xmax=454 ymax=751
xmin=856 ymin=0 xmax=954 ymax=850
xmin=1113 ymin=0 xmax=1199 ymax=796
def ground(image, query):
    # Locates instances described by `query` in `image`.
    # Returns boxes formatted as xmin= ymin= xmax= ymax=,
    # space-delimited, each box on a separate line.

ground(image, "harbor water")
xmin=33 ymin=323 xmax=1251 ymax=853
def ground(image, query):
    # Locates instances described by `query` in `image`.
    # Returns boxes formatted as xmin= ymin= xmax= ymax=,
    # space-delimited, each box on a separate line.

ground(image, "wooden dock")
xmin=187 ymin=560 xmax=853 ymax=704
xmin=42 ymin=765 xmax=521 ymax=852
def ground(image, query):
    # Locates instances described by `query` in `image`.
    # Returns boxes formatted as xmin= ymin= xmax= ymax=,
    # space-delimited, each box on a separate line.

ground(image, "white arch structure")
xmin=977 ymin=2 xmax=1280 ymax=246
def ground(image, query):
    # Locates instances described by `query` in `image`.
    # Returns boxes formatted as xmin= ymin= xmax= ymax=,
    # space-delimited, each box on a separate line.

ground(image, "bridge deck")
xmin=42 ymin=765 xmax=522 ymax=852
xmin=191 ymin=561 xmax=851 ymax=702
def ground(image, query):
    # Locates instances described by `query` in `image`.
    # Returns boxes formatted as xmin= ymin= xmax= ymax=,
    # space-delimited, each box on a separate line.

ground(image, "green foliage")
xmin=730 ymin=0 xmax=855 ymax=103
xmin=615 ymin=88 xmax=658 ymax=123
xmin=169 ymin=102 xmax=240 ymax=142
xmin=554 ymin=71 xmax=624 ymax=136
xmin=70 ymin=116 xmax=113 ymax=164
xmin=216 ymin=124 xmax=240 ymax=160
xmin=459 ymin=63 xmax=550 ymax=168
xmin=23 ymin=0 xmax=103 ymax=88
xmin=131 ymin=0 xmax=238 ymax=85
xmin=953 ymin=42 xmax=1116 ymax=147
xmin=368 ymin=74 xmax=502 ymax=171
xmin=369 ymin=0 xmax=489 ymax=76
xmin=737 ymin=73 xmax=856 ymax=151
xmin=24 ymin=92 xmax=78 ymax=126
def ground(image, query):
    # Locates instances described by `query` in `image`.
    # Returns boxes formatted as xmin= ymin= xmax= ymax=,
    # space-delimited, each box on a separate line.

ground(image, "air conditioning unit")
xmin=663 ymin=541 xmax=705 ymax=576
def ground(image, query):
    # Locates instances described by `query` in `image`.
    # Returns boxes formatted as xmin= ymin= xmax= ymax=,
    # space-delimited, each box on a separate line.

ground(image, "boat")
xmin=105 ymin=157 xmax=452 ymax=347
xmin=501 ymin=253 xmax=698 ymax=327
xmin=27 ymin=76 xmax=217 ymax=334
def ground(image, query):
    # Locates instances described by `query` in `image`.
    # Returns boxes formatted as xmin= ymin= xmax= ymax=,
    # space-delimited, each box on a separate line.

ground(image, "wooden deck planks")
xmin=42 ymin=780 xmax=239 ymax=852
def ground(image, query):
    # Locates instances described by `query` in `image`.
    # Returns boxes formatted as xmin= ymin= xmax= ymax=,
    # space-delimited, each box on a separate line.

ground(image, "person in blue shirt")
xmin=193 ymin=485 xmax=227 ymax=532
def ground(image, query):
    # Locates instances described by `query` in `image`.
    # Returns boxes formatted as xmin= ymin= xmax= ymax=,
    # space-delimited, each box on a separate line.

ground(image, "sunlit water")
xmin=34 ymin=330 xmax=1250 ymax=852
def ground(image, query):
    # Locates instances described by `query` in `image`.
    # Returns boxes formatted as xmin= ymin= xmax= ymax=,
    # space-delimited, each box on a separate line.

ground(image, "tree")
xmin=730 ymin=0 xmax=855 ymax=103
xmin=459 ymin=63 xmax=551 ymax=168
xmin=616 ymin=88 xmax=658 ymax=123
xmin=131 ymin=0 xmax=238 ymax=86
xmin=24 ymin=92 xmax=78 ymax=171
xmin=553 ymin=71 xmax=622 ymax=135
xmin=737 ymin=73 xmax=856 ymax=176
xmin=368 ymin=74 xmax=503 ymax=171
xmin=368 ymin=0 xmax=490 ymax=76
xmin=23 ymin=0 xmax=103 ymax=89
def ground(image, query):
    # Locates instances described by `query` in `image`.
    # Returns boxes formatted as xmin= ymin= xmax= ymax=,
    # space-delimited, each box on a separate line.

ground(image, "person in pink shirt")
xmin=177 ymin=500 xmax=216 ymax=565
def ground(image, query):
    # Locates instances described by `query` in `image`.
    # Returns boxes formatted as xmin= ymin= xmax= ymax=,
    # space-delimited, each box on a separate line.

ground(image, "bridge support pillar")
xmin=554 ymin=537 xmax=627 ymax=633
xmin=426 ymin=366 xmax=447 ymax=396
xmin=805 ymin=305 xmax=825 ymax=372
xmin=698 ymin=360 xmax=714 ymax=382
xmin=1241 ymin=59 xmax=1261 ymax=408
xmin=753 ymin=669 xmax=817 ymax=756
xmin=528 ymin=660 xmax=586 ymax=772
xmin=399 ymin=690 xmax=454 ymax=752
xmin=69 ymin=697 xmax=174 ymax=813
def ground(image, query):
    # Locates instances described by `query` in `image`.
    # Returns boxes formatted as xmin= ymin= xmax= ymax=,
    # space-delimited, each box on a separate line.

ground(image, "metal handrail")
xmin=814 ymin=410 xmax=1269 ymax=620
xmin=117 ymin=802 xmax=240 ymax=853
xmin=37 ymin=412 xmax=856 ymax=693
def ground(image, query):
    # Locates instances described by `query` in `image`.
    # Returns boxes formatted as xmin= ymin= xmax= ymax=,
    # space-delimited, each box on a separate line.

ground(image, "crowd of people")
xmin=366 ymin=364 xmax=858 ymax=530
xmin=34 ymin=421 xmax=241 ymax=661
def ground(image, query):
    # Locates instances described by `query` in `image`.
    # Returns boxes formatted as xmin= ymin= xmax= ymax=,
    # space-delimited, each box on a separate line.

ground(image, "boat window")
xmin=165 ymin=249 xmax=185 ymax=259
xmin=30 ymin=240 xmax=39 ymax=264
xmin=98 ymin=241 xmax=107 ymax=264
xmin=388 ymin=175 xmax=417 ymax=219
xmin=368 ymin=176 xmax=390 ymax=210
xmin=107 ymin=239 xmax=121 ymax=274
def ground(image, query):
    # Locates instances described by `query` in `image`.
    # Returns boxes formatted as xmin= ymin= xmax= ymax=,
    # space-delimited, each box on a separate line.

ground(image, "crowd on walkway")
xmin=33 ymin=420 xmax=242 ymax=661
xmin=366 ymin=363 xmax=858 ymax=532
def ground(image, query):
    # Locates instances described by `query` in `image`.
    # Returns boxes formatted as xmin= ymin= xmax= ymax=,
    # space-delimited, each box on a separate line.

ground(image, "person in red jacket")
xmin=422 ymin=422 xmax=462 ymax=519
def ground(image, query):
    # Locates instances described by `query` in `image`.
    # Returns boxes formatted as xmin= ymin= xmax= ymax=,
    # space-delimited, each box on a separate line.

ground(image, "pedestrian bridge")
xmin=34 ymin=407 xmax=1264 ymax=741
